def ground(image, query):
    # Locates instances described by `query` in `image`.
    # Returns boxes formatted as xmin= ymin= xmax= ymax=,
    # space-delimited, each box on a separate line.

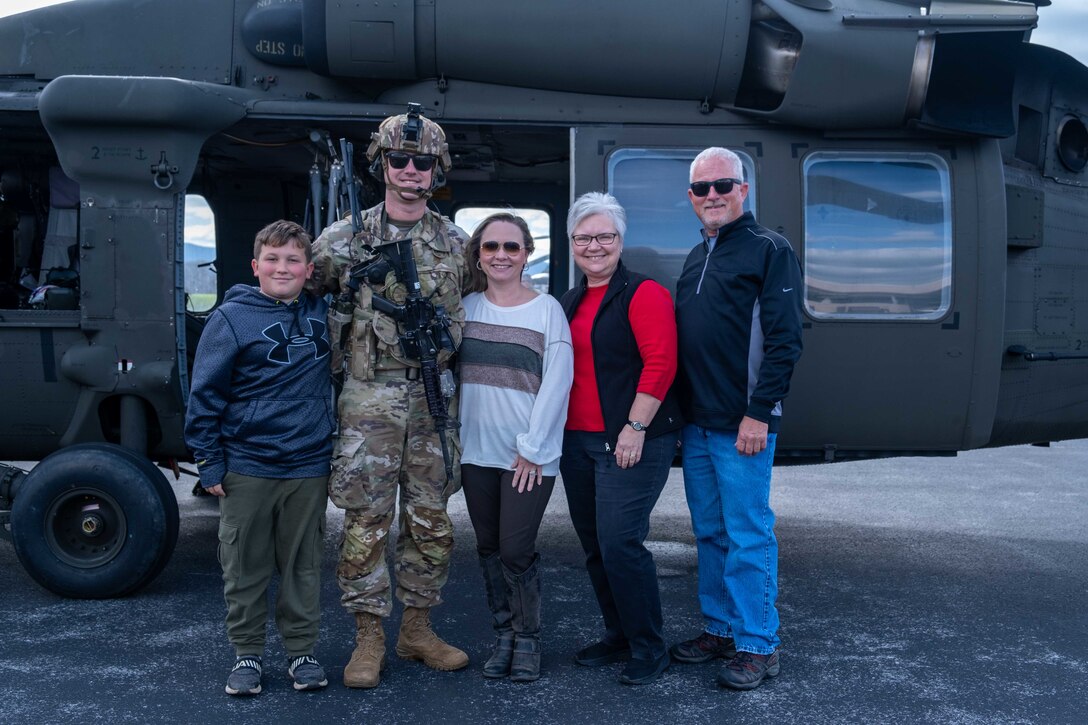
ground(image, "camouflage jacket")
xmin=308 ymin=203 xmax=469 ymax=376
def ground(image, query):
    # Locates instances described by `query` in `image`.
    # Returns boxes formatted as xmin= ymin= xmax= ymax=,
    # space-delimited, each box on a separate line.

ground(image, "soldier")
xmin=307 ymin=105 xmax=470 ymax=689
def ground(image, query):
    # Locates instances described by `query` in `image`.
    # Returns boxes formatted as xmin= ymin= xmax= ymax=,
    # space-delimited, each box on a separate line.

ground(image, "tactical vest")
xmin=315 ymin=203 xmax=468 ymax=380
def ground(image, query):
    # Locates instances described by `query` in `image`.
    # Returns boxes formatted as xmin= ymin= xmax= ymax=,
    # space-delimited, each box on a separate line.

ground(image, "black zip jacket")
xmin=560 ymin=262 xmax=683 ymax=449
xmin=675 ymin=212 xmax=803 ymax=433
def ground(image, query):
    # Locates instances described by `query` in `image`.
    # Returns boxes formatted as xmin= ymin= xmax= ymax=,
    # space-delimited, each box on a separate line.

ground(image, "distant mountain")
xmin=184 ymin=243 xmax=216 ymax=264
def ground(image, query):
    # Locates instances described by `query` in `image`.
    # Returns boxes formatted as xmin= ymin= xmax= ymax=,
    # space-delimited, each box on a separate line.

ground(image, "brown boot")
xmin=343 ymin=612 xmax=386 ymax=688
xmin=395 ymin=606 xmax=469 ymax=671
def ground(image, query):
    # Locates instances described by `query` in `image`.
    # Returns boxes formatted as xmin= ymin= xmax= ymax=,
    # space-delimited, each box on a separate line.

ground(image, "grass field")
xmin=187 ymin=293 xmax=216 ymax=312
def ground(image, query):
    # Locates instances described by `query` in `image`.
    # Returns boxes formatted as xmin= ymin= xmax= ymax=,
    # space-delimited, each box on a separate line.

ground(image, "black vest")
xmin=560 ymin=262 xmax=684 ymax=449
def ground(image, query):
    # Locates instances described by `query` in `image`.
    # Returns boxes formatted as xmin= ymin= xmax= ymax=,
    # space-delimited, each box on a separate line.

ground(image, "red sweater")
xmin=566 ymin=281 xmax=678 ymax=431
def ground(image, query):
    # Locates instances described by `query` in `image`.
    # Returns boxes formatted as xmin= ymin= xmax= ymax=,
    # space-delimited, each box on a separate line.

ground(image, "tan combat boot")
xmin=343 ymin=612 xmax=386 ymax=688
xmin=395 ymin=606 xmax=469 ymax=671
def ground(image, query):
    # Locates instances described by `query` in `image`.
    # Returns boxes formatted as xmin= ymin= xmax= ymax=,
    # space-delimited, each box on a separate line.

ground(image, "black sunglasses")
xmin=690 ymin=177 xmax=743 ymax=197
xmin=480 ymin=240 xmax=525 ymax=254
xmin=385 ymin=151 xmax=437 ymax=172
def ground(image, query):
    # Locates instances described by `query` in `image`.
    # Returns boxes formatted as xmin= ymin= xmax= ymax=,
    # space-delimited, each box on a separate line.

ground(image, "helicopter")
xmin=0 ymin=0 xmax=1085 ymax=598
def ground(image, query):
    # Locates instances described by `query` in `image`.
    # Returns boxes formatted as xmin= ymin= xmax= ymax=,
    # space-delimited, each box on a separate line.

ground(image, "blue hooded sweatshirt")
xmin=184 ymin=284 xmax=334 ymax=488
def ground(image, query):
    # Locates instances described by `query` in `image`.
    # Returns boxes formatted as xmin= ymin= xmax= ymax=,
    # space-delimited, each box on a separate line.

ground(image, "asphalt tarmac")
xmin=2 ymin=440 xmax=1086 ymax=724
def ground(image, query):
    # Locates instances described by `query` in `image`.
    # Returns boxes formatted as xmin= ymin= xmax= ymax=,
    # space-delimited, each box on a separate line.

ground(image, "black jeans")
xmin=560 ymin=429 xmax=678 ymax=661
xmin=462 ymin=464 xmax=555 ymax=574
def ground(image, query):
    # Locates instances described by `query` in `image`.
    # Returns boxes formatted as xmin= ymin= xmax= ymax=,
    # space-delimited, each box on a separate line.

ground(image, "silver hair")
xmin=690 ymin=147 xmax=744 ymax=182
xmin=566 ymin=191 xmax=627 ymax=239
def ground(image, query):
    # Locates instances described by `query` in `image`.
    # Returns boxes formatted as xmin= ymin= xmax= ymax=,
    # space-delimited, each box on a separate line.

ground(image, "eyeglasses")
xmin=480 ymin=240 xmax=525 ymax=254
xmin=385 ymin=151 xmax=437 ymax=172
xmin=689 ymin=177 xmax=743 ymax=197
xmin=571 ymin=232 xmax=619 ymax=247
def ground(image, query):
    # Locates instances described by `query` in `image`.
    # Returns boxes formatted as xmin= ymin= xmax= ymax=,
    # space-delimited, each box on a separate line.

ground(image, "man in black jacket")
xmin=670 ymin=147 xmax=803 ymax=691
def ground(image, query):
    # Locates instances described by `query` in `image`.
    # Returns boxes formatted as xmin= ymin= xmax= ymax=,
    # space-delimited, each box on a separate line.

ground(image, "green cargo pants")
xmin=218 ymin=472 xmax=328 ymax=658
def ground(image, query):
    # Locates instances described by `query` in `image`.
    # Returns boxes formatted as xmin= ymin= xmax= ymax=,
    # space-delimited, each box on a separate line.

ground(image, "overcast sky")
xmin=1028 ymin=4 xmax=1088 ymax=65
xmin=1 ymin=0 xmax=1086 ymax=66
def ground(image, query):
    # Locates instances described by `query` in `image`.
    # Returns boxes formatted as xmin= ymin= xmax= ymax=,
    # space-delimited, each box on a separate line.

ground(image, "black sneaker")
xmin=225 ymin=655 xmax=263 ymax=696
xmin=669 ymin=632 xmax=737 ymax=663
xmin=574 ymin=640 xmax=631 ymax=667
xmin=717 ymin=650 xmax=780 ymax=690
xmin=288 ymin=655 xmax=329 ymax=691
xmin=618 ymin=653 xmax=670 ymax=685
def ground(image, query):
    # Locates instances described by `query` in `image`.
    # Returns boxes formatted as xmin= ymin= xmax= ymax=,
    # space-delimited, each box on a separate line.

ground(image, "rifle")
xmin=369 ymin=239 xmax=459 ymax=482
xmin=325 ymin=157 xmax=342 ymax=228
xmin=328 ymin=138 xmax=371 ymax=393
xmin=307 ymin=160 xmax=322 ymax=240
xmin=336 ymin=242 xmax=458 ymax=481
xmin=340 ymin=138 xmax=362 ymax=234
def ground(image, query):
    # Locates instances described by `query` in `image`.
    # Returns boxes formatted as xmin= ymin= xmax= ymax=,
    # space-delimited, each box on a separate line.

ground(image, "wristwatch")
xmin=626 ymin=420 xmax=646 ymax=432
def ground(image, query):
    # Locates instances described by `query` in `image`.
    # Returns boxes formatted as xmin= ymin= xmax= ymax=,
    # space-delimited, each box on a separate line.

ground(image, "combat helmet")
xmin=366 ymin=103 xmax=452 ymax=177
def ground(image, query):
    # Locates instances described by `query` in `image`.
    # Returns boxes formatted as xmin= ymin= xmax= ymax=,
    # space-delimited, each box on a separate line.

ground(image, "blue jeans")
xmin=561 ymin=429 xmax=678 ymax=661
xmin=681 ymin=424 xmax=779 ymax=654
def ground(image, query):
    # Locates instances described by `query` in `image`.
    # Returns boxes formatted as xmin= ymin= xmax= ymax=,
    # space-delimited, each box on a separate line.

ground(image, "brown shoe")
xmin=395 ymin=606 xmax=469 ymax=671
xmin=669 ymin=631 xmax=737 ymax=664
xmin=344 ymin=612 xmax=386 ymax=688
xmin=717 ymin=650 xmax=780 ymax=690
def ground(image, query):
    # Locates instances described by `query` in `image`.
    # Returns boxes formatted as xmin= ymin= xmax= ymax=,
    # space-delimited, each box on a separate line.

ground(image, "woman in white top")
xmin=459 ymin=212 xmax=573 ymax=683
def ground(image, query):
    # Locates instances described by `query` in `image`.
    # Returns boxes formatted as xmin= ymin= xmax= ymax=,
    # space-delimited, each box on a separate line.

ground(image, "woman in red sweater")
xmin=558 ymin=192 xmax=684 ymax=686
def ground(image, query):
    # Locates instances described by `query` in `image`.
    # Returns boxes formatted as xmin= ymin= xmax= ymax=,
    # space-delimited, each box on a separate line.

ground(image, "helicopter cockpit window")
xmin=453 ymin=206 xmax=551 ymax=295
xmin=184 ymin=194 xmax=217 ymax=312
xmin=803 ymin=152 xmax=952 ymax=320
xmin=607 ymin=148 xmax=756 ymax=296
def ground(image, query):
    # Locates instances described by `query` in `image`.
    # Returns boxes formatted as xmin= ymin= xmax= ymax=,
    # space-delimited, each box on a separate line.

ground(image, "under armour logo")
xmin=262 ymin=318 xmax=330 ymax=364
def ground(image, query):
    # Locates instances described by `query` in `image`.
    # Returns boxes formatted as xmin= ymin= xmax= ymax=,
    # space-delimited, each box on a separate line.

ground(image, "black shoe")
xmin=717 ymin=650 xmax=780 ymax=690
xmin=574 ymin=640 xmax=631 ymax=667
xmin=669 ymin=632 xmax=737 ymax=663
xmin=225 ymin=655 xmax=262 ymax=696
xmin=618 ymin=653 xmax=669 ymax=685
xmin=288 ymin=655 xmax=328 ymax=691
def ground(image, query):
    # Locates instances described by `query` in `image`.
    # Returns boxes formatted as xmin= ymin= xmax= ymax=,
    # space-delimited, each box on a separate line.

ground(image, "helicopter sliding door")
xmin=572 ymin=126 xmax=1005 ymax=460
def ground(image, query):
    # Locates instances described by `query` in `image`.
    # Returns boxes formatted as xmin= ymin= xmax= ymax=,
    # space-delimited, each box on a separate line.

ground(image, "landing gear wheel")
xmin=11 ymin=443 xmax=180 ymax=598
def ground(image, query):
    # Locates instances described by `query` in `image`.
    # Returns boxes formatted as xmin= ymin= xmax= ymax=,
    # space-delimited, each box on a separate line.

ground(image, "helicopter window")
xmin=803 ymin=152 xmax=952 ymax=321
xmin=607 ymin=148 xmax=756 ymax=250
xmin=606 ymin=148 xmax=756 ymax=296
xmin=184 ymin=194 xmax=217 ymax=312
xmin=453 ymin=206 xmax=551 ymax=295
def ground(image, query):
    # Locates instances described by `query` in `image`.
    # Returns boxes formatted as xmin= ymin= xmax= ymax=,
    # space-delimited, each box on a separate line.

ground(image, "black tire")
xmin=11 ymin=443 xmax=180 ymax=598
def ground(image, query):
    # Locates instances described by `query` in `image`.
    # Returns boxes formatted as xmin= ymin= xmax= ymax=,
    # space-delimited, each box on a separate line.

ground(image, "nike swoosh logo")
xmin=782 ymin=288 xmax=793 ymax=292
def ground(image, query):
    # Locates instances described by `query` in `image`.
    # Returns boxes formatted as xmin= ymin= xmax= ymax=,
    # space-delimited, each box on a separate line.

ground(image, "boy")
xmin=185 ymin=219 xmax=334 ymax=695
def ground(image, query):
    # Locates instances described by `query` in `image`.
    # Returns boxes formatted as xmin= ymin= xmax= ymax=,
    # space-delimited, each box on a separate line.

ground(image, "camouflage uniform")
xmin=309 ymin=203 xmax=469 ymax=617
